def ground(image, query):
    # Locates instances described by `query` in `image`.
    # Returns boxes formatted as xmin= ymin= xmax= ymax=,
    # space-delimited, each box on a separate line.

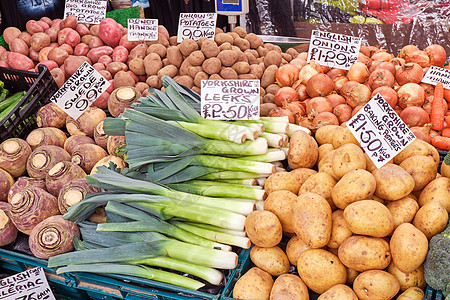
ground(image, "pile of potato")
xmin=234 ymin=125 xmax=449 ymax=300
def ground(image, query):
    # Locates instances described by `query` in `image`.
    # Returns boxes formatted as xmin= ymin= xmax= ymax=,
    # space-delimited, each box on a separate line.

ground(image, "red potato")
xmin=88 ymin=36 xmax=104 ymax=49
xmin=89 ymin=25 xmax=100 ymax=36
xmin=127 ymin=71 xmax=139 ymax=82
xmin=119 ymin=35 xmax=140 ymax=52
xmin=74 ymin=43 xmax=90 ymax=56
xmin=98 ymin=55 xmax=112 ymax=67
xmin=18 ymin=32 xmax=32 ymax=47
xmin=93 ymin=63 xmax=106 ymax=72
xmin=50 ymin=68 xmax=65 ymax=88
xmin=93 ymin=91 xmax=110 ymax=109
xmin=57 ymin=28 xmax=73 ymax=45
xmin=0 ymin=61 xmax=10 ymax=68
xmin=39 ymin=47 xmax=54 ymax=62
xmin=9 ymin=38 xmax=29 ymax=56
xmin=0 ymin=46 xmax=6 ymax=55
xmin=112 ymin=46 xmax=128 ymax=62
xmin=81 ymin=34 xmax=94 ymax=45
xmin=51 ymin=19 xmax=63 ymax=29
xmin=59 ymin=44 xmax=73 ymax=55
xmin=28 ymin=49 xmax=39 ymax=62
xmin=35 ymin=60 xmax=58 ymax=72
xmin=63 ymin=55 xmax=92 ymax=77
xmin=106 ymin=80 xmax=114 ymax=93
xmin=6 ymin=52 xmax=34 ymax=70
xmin=129 ymin=44 xmax=148 ymax=60
xmin=36 ymin=21 xmax=50 ymax=31
xmin=98 ymin=18 xmax=122 ymax=47
xmin=30 ymin=33 xmax=51 ymax=51
xmin=99 ymin=70 xmax=112 ymax=80
xmin=3 ymin=27 xmax=21 ymax=45
xmin=87 ymin=46 xmax=114 ymax=63
xmin=26 ymin=20 xmax=44 ymax=34
xmin=75 ymin=24 xmax=90 ymax=37
xmin=0 ymin=51 xmax=8 ymax=62
xmin=60 ymin=15 xmax=77 ymax=29
xmin=47 ymin=48 xmax=69 ymax=66
xmin=40 ymin=17 xmax=53 ymax=27
xmin=158 ymin=25 xmax=170 ymax=40
xmin=44 ymin=27 xmax=59 ymax=43
xmin=49 ymin=43 xmax=59 ymax=48
xmin=65 ymin=30 xmax=81 ymax=48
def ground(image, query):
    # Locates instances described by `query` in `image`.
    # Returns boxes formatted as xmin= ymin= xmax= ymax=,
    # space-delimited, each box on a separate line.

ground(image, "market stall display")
xmin=0 ymin=8 xmax=448 ymax=300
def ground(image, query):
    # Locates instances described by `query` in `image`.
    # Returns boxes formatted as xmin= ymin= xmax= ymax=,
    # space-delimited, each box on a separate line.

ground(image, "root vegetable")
xmin=64 ymin=135 xmax=96 ymax=156
xmin=46 ymin=161 xmax=86 ymax=196
xmin=276 ymin=64 xmax=299 ymax=87
xmin=340 ymin=81 xmax=371 ymax=108
xmin=7 ymin=177 xmax=46 ymax=203
xmin=0 ymin=138 xmax=32 ymax=178
xmin=57 ymin=178 xmax=100 ymax=214
xmin=326 ymin=94 xmax=346 ymax=107
xmin=107 ymin=136 xmax=126 ymax=158
xmin=332 ymin=75 xmax=349 ymax=93
xmin=0 ymin=202 xmax=18 ymax=246
xmin=371 ymin=86 xmax=398 ymax=108
xmin=274 ymin=87 xmax=299 ymax=106
xmin=26 ymin=127 xmax=67 ymax=150
xmin=424 ymin=44 xmax=446 ymax=67
xmin=368 ymin=68 xmax=395 ymax=90
xmin=306 ymin=73 xmax=334 ymax=97
xmin=312 ymin=112 xmax=339 ymax=128
xmin=90 ymin=155 xmax=127 ymax=175
xmin=9 ymin=187 xmax=59 ymax=235
xmin=400 ymin=106 xmax=430 ymax=127
xmin=298 ymin=64 xmax=319 ymax=85
xmin=410 ymin=125 xmax=432 ymax=143
xmin=306 ymin=97 xmax=333 ymax=117
xmin=98 ymin=18 xmax=122 ymax=47
xmin=71 ymin=144 xmax=107 ymax=173
xmin=397 ymin=83 xmax=425 ymax=108
xmin=0 ymin=168 xmax=14 ymax=202
xmin=333 ymin=104 xmax=353 ymax=123
xmin=29 ymin=215 xmax=80 ymax=259
xmin=347 ymin=62 xmax=369 ymax=83
xmin=108 ymin=86 xmax=141 ymax=118
xmin=6 ymin=52 xmax=34 ymax=71
xmin=395 ymin=63 xmax=423 ymax=85
xmin=269 ymin=108 xmax=295 ymax=123
xmin=26 ymin=145 xmax=71 ymax=179
xmin=66 ymin=106 xmax=107 ymax=137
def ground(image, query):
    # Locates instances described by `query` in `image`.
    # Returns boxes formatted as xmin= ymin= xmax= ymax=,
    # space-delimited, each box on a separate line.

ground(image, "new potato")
xmin=387 ymin=262 xmax=426 ymax=292
xmin=264 ymin=190 xmax=296 ymax=233
xmin=327 ymin=210 xmax=353 ymax=249
xmin=331 ymin=169 xmax=376 ymax=209
xmin=250 ymin=246 xmax=290 ymax=276
xmin=286 ymin=235 xmax=311 ymax=265
xmin=412 ymin=201 xmax=448 ymax=240
xmin=269 ymin=274 xmax=309 ymax=300
xmin=353 ymin=270 xmax=400 ymax=300
xmin=372 ymin=164 xmax=415 ymax=201
xmin=245 ymin=211 xmax=282 ymax=247
xmin=331 ymin=143 xmax=366 ymax=178
xmin=317 ymin=284 xmax=358 ymax=300
xmin=233 ymin=267 xmax=273 ymax=300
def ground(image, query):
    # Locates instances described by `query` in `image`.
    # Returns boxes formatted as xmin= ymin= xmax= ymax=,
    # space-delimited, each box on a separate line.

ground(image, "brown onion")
xmin=347 ymin=62 xmax=369 ymax=83
xmin=283 ymin=101 xmax=306 ymax=116
xmin=298 ymin=64 xmax=319 ymax=85
xmin=400 ymin=106 xmax=430 ymax=127
xmin=276 ymin=64 xmax=300 ymax=87
xmin=423 ymin=100 xmax=432 ymax=114
xmin=357 ymin=53 xmax=372 ymax=68
xmin=295 ymin=115 xmax=313 ymax=129
xmin=340 ymin=81 xmax=371 ymax=108
xmin=390 ymin=57 xmax=405 ymax=66
xmin=306 ymin=97 xmax=333 ymax=117
xmin=333 ymin=104 xmax=353 ymax=123
xmin=420 ymin=83 xmax=434 ymax=101
xmin=306 ymin=73 xmax=334 ymax=97
xmin=404 ymin=50 xmax=430 ymax=68
xmin=290 ymin=58 xmax=306 ymax=70
xmin=397 ymin=83 xmax=425 ymax=108
xmin=360 ymin=44 xmax=370 ymax=57
xmin=410 ymin=125 xmax=432 ymax=143
xmin=429 ymin=130 xmax=440 ymax=139
xmin=371 ymin=86 xmax=398 ymax=108
xmin=312 ymin=112 xmax=339 ymax=128
xmin=369 ymin=61 xmax=396 ymax=76
xmin=371 ymin=49 xmax=394 ymax=62
xmin=296 ymin=84 xmax=308 ymax=101
xmin=398 ymin=45 xmax=420 ymax=59
xmin=332 ymin=76 xmax=349 ymax=93
xmin=269 ymin=107 xmax=295 ymax=123
xmin=367 ymin=46 xmax=380 ymax=56
xmin=393 ymin=106 xmax=403 ymax=116
xmin=368 ymin=69 xmax=395 ymax=90
xmin=395 ymin=63 xmax=423 ymax=85
xmin=326 ymin=94 xmax=346 ymax=107
xmin=327 ymin=68 xmax=347 ymax=79
xmin=297 ymin=52 xmax=308 ymax=61
xmin=274 ymin=87 xmax=299 ymax=106
xmin=424 ymin=44 xmax=446 ymax=67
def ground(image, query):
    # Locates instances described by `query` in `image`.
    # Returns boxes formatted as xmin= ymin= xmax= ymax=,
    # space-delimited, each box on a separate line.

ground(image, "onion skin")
xmin=397 ymin=83 xmax=425 ymax=108
xmin=369 ymin=61 xmax=396 ymax=76
xmin=283 ymin=101 xmax=306 ymax=117
xmin=410 ymin=125 xmax=432 ymax=143
xmin=7 ymin=177 xmax=46 ymax=204
xmin=276 ymin=64 xmax=299 ymax=87
xmin=0 ymin=138 xmax=32 ymax=178
xmin=347 ymin=62 xmax=369 ymax=83
xmin=90 ymin=155 xmax=127 ymax=175
xmin=398 ymin=45 xmax=419 ymax=59
xmin=395 ymin=63 xmax=423 ymax=85
xmin=357 ymin=53 xmax=372 ymax=68
xmin=295 ymin=84 xmax=309 ymax=101
xmin=298 ymin=64 xmax=319 ymax=85
xmin=0 ymin=168 xmax=14 ymax=202
xmin=400 ymin=106 xmax=430 ymax=127
xmin=268 ymin=107 xmax=295 ymax=123
xmin=332 ymin=76 xmax=349 ymax=93
xmin=46 ymin=161 xmax=87 ymax=197
xmin=340 ymin=81 xmax=371 ymax=108
xmin=71 ymin=143 xmax=108 ymax=173
xmin=306 ymin=97 xmax=333 ymax=118
xmin=312 ymin=112 xmax=339 ymax=128
xmin=327 ymin=68 xmax=347 ymax=79
xmin=360 ymin=45 xmax=371 ymax=57
xmin=0 ymin=202 xmax=18 ymax=247
xmin=9 ymin=187 xmax=59 ymax=235
xmin=26 ymin=145 xmax=71 ymax=180
xmin=371 ymin=49 xmax=394 ymax=62
xmin=371 ymin=87 xmax=398 ymax=108
xmin=326 ymin=94 xmax=346 ymax=108
xmin=36 ymin=102 xmax=68 ymax=128
xmin=64 ymin=135 xmax=96 ymax=156
xmin=306 ymin=73 xmax=334 ymax=98
xmin=66 ymin=106 xmax=107 ymax=137
xmin=368 ymin=68 xmax=395 ymax=90
xmin=274 ymin=87 xmax=300 ymax=106
xmin=424 ymin=44 xmax=446 ymax=68
xmin=333 ymin=104 xmax=353 ymax=123
xmin=29 ymin=215 xmax=80 ymax=259
xmin=57 ymin=178 xmax=100 ymax=214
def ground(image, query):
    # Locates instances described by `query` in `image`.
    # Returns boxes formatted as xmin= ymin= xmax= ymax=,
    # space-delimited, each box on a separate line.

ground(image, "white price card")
xmin=307 ymin=30 xmax=361 ymax=70
xmin=127 ymin=19 xmax=158 ymax=42
xmin=347 ymin=93 xmax=416 ymax=169
xmin=64 ymin=0 xmax=107 ymax=24
xmin=0 ymin=267 xmax=55 ymax=300
xmin=177 ymin=13 xmax=217 ymax=43
xmin=201 ymin=79 xmax=260 ymax=120
xmin=421 ymin=65 xmax=450 ymax=89
xmin=50 ymin=62 xmax=111 ymax=120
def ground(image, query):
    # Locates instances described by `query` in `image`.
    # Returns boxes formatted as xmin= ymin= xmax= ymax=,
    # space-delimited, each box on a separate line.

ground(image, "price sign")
xmin=50 ymin=62 xmax=111 ymax=120
xmin=307 ymin=30 xmax=361 ymax=70
xmin=64 ymin=0 xmax=107 ymax=24
xmin=421 ymin=65 xmax=450 ymax=89
xmin=201 ymin=79 xmax=260 ymax=120
xmin=347 ymin=93 xmax=416 ymax=169
xmin=0 ymin=267 xmax=55 ymax=300
xmin=128 ymin=19 xmax=158 ymax=42
xmin=177 ymin=13 xmax=217 ymax=43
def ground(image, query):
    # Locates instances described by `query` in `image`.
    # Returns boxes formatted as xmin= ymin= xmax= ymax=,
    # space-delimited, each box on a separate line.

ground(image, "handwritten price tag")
xmin=347 ymin=93 xmax=416 ymax=169
xmin=64 ymin=0 xmax=107 ymax=24
xmin=421 ymin=65 xmax=450 ymax=89
xmin=128 ymin=19 xmax=158 ymax=42
xmin=307 ymin=30 xmax=361 ymax=70
xmin=177 ymin=13 xmax=217 ymax=43
xmin=0 ymin=267 xmax=55 ymax=300
xmin=201 ymin=79 xmax=260 ymax=120
xmin=50 ymin=62 xmax=111 ymax=120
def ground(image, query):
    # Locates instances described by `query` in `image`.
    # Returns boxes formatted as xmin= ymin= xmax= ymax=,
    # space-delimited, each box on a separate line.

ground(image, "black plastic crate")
xmin=0 ymin=64 xmax=58 ymax=141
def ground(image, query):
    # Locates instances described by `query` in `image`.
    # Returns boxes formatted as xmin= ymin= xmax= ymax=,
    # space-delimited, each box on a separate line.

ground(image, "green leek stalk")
xmin=259 ymin=132 xmax=284 ymax=148
xmin=217 ymin=178 xmax=259 ymax=185
xmin=288 ymin=123 xmax=311 ymax=137
xmin=180 ymin=180 xmax=262 ymax=189
xmin=184 ymin=222 xmax=246 ymax=237
xmin=197 ymin=171 xmax=266 ymax=180
xmin=237 ymin=149 xmax=286 ymax=163
xmin=170 ymin=221 xmax=251 ymax=249
xmin=56 ymin=264 xmax=205 ymax=290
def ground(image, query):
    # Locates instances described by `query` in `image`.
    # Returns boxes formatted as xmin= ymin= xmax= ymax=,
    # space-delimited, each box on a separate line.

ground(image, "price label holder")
xmin=347 ymin=93 xmax=416 ymax=169
xmin=50 ymin=62 xmax=111 ymax=120
xmin=177 ymin=13 xmax=217 ymax=43
xmin=128 ymin=19 xmax=158 ymax=42
xmin=201 ymin=79 xmax=260 ymax=120
xmin=64 ymin=0 xmax=107 ymax=24
xmin=0 ymin=267 xmax=55 ymax=300
xmin=307 ymin=30 xmax=361 ymax=70
xmin=421 ymin=65 xmax=450 ymax=89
